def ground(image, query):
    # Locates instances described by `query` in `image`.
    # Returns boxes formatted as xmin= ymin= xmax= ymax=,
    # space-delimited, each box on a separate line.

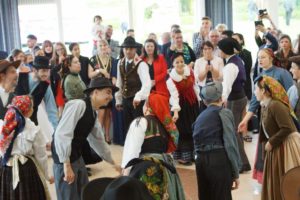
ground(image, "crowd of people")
xmin=1 ymin=12 xmax=300 ymax=200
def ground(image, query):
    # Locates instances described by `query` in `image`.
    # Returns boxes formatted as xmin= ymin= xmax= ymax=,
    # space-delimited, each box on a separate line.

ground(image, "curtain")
xmin=205 ymin=0 xmax=233 ymax=30
xmin=0 ymin=0 xmax=21 ymax=52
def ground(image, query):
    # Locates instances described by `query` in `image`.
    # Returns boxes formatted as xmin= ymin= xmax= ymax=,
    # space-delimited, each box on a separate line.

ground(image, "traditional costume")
xmin=256 ymin=76 xmax=300 ymax=200
xmin=115 ymin=37 xmax=151 ymax=134
xmin=52 ymin=77 xmax=117 ymax=200
xmin=14 ymin=56 xmax=58 ymax=129
xmin=218 ymin=38 xmax=251 ymax=172
xmin=0 ymin=95 xmax=51 ymax=200
xmin=193 ymin=82 xmax=241 ymax=200
xmin=167 ymin=65 xmax=200 ymax=164
xmin=122 ymin=92 xmax=185 ymax=200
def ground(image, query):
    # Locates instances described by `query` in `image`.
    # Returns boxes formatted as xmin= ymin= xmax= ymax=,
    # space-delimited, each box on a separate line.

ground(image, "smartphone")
xmin=208 ymin=60 xmax=211 ymax=65
xmin=255 ymin=20 xmax=264 ymax=26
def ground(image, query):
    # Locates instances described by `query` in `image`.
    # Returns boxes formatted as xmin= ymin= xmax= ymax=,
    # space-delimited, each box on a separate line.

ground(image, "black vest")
xmin=140 ymin=115 xmax=168 ymax=154
xmin=15 ymin=73 xmax=49 ymax=125
xmin=227 ymin=55 xmax=246 ymax=101
xmin=193 ymin=106 xmax=224 ymax=153
xmin=52 ymin=97 xmax=96 ymax=164
xmin=0 ymin=93 xmax=14 ymax=119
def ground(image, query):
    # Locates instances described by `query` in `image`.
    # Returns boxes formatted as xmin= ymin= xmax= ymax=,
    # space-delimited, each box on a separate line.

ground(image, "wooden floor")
xmin=47 ymin=132 xmax=261 ymax=200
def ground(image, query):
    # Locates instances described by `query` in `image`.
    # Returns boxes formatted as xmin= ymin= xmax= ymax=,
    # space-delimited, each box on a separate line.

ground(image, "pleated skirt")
xmin=262 ymin=132 xmax=300 ymax=200
xmin=0 ymin=157 xmax=46 ymax=200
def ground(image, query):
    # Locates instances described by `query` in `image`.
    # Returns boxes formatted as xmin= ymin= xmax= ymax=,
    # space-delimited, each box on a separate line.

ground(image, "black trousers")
xmin=122 ymin=97 xmax=144 ymax=136
xmin=195 ymin=149 xmax=233 ymax=200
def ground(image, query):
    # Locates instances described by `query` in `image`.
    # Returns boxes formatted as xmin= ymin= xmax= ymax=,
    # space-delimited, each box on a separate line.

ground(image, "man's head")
xmin=173 ymin=29 xmax=183 ymax=46
xmin=126 ymin=29 xmax=135 ymax=38
xmin=105 ymin=25 xmax=113 ymax=40
xmin=120 ymin=37 xmax=139 ymax=59
xmin=84 ymin=77 xmax=118 ymax=110
xmin=209 ymin=29 xmax=220 ymax=46
xmin=289 ymin=56 xmax=300 ymax=80
xmin=161 ymin=32 xmax=171 ymax=44
xmin=201 ymin=16 xmax=212 ymax=30
xmin=32 ymin=56 xmax=50 ymax=81
xmin=0 ymin=60 xmax=19 ymax=92
xmin=27 ymin=34 xmax=37 ymax=49
xmin=200 ymin=81 xmax=223 ymax=105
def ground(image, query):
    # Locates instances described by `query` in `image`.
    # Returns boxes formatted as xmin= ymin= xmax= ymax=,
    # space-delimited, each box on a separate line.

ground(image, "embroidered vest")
xmin=120 ymin=59 xmax=142 ymax=98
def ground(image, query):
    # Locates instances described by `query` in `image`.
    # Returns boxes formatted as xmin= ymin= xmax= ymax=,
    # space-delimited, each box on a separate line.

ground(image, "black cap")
xmin=119 ymin=36 xmax=140 ymax=48
xmin=32 ymin=56 xmax=50 ymax=69
xmin=84 ymin=77 xmax=119 ymax=94
xmin=99 ymin=176 xmax=154 ymax=200
xmin=218 ymin=38 xmax=241 ymax=55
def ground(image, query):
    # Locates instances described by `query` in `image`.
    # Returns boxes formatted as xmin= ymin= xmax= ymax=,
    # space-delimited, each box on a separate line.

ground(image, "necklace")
xmin=96 ymin=55 xmax=111 ymax=72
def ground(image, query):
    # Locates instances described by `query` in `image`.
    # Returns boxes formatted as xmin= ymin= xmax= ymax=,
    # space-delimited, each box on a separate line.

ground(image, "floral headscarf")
xmin=257 ymin=75 xmax=296 ymax=118
xmin=148 ymin=92 xmax=178 ymax=153
xmin=0 ymin=95 xmax=32 ymax=165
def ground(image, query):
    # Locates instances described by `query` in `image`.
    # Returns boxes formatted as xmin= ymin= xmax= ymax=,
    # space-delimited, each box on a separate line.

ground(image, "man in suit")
xmin=105 ymin=25 xmax=120 ymax=59
xmin=0 ymin=59 xmax=19 ymax=119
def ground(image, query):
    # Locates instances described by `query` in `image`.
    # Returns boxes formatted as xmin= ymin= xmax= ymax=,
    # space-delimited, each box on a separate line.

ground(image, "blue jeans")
xmin=53 ymin=157 xmax=89 ymax=200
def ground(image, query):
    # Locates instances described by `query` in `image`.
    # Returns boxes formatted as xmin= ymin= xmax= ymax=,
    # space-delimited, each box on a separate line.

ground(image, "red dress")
xmin=142 ymin=54 xmax=169 ymax=96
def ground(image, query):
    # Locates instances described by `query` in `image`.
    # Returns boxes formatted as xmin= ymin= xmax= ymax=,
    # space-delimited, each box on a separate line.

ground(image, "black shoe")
xmin=178 ymin=160 xmax=193 ymax=166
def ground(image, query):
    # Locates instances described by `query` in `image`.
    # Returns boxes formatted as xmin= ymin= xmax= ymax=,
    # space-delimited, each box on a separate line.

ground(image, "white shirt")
xmin=194 ymin=56 xmax=224 ymax=87
xmin=54 ymin=99 xmax=114 ymax=164
xmin=92 ymin=24 xmax=105 ymax=41
xmin=222 ymin=55 xmax=239 ymax=101
xmin=121 ymin=118 xmax=147 ymax=168
xmin=8 ymin=118 xmax=49 ymax=179
xmin=115 ymin=58 xmax=152 ymax=105
xmin=0 ymin=86 xmax=9 ymax=106
xmin=166 ymin=65 xmax=201 ymax=111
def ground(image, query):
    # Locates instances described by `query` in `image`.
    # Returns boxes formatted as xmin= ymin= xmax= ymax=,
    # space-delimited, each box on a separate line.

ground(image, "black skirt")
xmin=176 ymin=101 xmax=199 ymax=149
xmin=0 ymin=157 xmax=46 ymax=200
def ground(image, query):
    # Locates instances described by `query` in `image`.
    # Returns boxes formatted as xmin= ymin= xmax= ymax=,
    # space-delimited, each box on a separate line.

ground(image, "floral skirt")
xmin=262 ymin=132 xmax=300 ymax=200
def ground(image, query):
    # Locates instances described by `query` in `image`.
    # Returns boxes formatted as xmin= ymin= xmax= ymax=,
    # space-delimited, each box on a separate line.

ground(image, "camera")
xmin=258 ymin=9 xmax=268 ymax=16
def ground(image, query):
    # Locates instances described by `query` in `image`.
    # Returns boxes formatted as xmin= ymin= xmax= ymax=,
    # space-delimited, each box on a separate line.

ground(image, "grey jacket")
xmin=109 ymin=39 xmax=120 ymax=59
xmin=219 ymin=108 xmax=242 ymax=179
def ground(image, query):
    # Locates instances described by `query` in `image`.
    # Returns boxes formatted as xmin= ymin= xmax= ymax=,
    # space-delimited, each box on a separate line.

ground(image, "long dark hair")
xmin=142 ymin=39 xmax=158 ymax=60
xmin=60 ymin=55 xmax=75 ymax=79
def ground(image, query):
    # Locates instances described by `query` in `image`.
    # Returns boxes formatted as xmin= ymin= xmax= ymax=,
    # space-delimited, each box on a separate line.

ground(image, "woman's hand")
xmin=63 ymin=163 xmax=75 ymax=184
xmin=265 ymin=141 xmax=273 ymax=152
xmin=238 ymin=119 xmax=248 ymax=133
xmin=173 ymin=111 xmax=179 ymax=122
xmin=59 ymin=55 xmax=65 ymax=64
xmin=151 ymin=80 xmax=156 ymax=87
